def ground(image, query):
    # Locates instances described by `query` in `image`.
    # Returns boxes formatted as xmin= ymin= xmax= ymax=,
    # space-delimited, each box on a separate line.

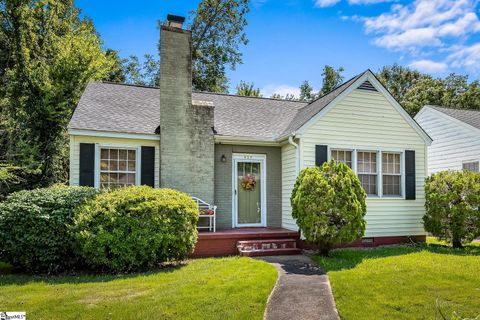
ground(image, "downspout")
xmin=288 ymin=132 xmax=300 ymax=175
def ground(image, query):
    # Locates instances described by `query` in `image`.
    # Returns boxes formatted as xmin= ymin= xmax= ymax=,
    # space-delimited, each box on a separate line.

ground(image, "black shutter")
xmin=315 ymin=145 xmax=328 ymax=167
xmin=141 ymin=146 xmax=155 ymax=187
xmin=79 ymin=143 xmax=95 ymax=187
xmin=405 ymin=150 xmax=416 ymax=200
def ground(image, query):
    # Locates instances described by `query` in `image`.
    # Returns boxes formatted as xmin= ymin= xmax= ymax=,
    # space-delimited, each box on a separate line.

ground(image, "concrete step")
xmin=237 ymin=239 xmax=301 ymax=257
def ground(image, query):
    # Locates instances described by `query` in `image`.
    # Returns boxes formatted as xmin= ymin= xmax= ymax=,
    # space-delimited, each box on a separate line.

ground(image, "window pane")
xmin=101 ymin=149 xmax=109 ymax=160
xmin=331 ymin=149 xmax=352 ymax=168
xmin=463 ymin=161 xmax=479 ymax=172
xmin=99 ymin=148 xmax=136 ymax=189
xmin=128 ymin=150 xmax=136 ymax=161
xmin=109 ymin=160 xmax=118 ymax=171
xmin=118 ymin=160 xmax=127 ymax=171
xmin=119 ymin=149 xmax=127 ymax=160
xmin=383 ymin=175 xmax=401 ymax=196
xmin=382 ymin=152 xmax=401 ymax=174
xmin=100 ymin=160 xmax=108 ymax=170
xmin=128 ymin=160 xmax=136 ymax=171
xmin=359 ymin=174 xmax=377 ymax=195
xmin=127 ymin=173 xmax=135 ymax=185
xmin=110 ymin=149 xmax=118 ymax=160
xmin=357 ymin=152 xmax=377 ymax=174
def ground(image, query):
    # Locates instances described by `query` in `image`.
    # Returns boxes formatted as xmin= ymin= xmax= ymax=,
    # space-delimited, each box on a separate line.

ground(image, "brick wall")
xmin=159 ymin=25 xmax=214 ymax=203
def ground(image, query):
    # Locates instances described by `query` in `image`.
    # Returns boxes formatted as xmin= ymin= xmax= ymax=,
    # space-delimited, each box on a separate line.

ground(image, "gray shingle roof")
xmin=428 ymin=105 xmax=480 ymax=130
xmin=68 ymin=72 xmax=364 ymax=140
xmin=68 ymin=82 xmax=308 ymax=139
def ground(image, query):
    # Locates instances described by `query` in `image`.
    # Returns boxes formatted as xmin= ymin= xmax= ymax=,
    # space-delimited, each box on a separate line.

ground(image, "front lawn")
xmin=0 ymin=257 xmax=277 ymax=320
xmin=314 ymin=243 xmax=480 ymax=320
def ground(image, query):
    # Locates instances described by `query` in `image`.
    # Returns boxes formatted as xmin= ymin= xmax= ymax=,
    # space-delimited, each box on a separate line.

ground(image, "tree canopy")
xmin=235 ymin=81 xmax=261 ymax=97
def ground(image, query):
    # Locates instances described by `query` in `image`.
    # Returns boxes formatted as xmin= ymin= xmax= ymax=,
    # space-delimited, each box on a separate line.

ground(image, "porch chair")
xmin=191 ymin=196 xmax=216 ymax=232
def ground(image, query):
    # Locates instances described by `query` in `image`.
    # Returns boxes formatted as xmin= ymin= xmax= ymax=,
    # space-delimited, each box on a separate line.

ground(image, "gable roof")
xmin=425 ymin=105 xmax=480 ymax=131
xmin=68 ymin=69 xmax=432 ymax=144
xmin=68 ymin=82 xmax=307 ymax=140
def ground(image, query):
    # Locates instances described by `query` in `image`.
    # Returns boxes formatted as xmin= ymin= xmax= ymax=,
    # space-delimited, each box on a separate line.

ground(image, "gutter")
xmin=288 ymin=133 xmax=300 ymax=175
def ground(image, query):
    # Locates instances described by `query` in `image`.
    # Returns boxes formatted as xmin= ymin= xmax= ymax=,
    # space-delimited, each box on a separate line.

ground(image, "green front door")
xmin=234 ymin=155 xmax=265 ymax=227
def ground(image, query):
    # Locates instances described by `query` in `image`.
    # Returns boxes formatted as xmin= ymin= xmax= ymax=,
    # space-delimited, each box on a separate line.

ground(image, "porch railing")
xmin=191 ymin=196 xmax=216 ymax=232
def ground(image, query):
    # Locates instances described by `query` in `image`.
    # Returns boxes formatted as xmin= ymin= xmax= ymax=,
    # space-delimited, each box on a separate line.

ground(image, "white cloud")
xmin=363 ymin=0 xmax=480 ymax=50
xmin=409 ymin=59 xmax=448 ymax=73
xmin=448 ymin=43 xmax=480 ymax=70
xmin=261 ymin=84 xmax=300 ymax=98
xmin=315 ymin=0 xmax=341 ymax=8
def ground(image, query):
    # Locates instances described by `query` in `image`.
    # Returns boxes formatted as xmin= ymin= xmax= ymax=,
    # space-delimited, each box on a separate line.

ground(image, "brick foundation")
xmin=299 ymin=235 xmax=426 ymax=250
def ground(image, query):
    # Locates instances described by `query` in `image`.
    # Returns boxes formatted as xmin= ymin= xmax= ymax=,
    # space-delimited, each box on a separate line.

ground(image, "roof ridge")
xmin=96 ymin=81 xmax=308 ymax=103
xmin=428 ymin=105 xmax=480 ymax=112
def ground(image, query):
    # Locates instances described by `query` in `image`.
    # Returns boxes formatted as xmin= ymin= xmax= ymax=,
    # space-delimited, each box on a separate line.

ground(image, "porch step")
xmin=237 ymin=239 xmax=301 ymax=257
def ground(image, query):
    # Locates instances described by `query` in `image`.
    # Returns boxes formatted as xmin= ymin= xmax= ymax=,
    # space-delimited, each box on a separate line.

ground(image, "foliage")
xmin=319 ymin=65 xmax=344 ymax=95
xmin=376 ymin=64 xmax=426 ymax=103
xmin=0 ymin=164 xmax=42 ymax=200
xmin=423 ymin=170 xmax=480 ymax=248
xmin=313 ymin=245 xmax=480 ymax=320
xmin=0 ymin=257 xmax=277 ymax=320
xmin=189 ymin=0 xmax=250 ymax=93
xmin=73 ymin=186 xmax=199 ymax=272
xmin=299 ymin=80 xmax=315 ymax=102
xmin=270 ymin=93 xmax=297 ymax=100
xmin=291 ymin=161 xmax=367 ymax=255
xmin=104 ymin=49 xmax=127 ymax=83
xmin=0 ymin=0 xmax=115 ymax=185
xmin=0 ymin=185 xmax=97 ymax=273
xmin=235 ymin=80 xmax=261 ymax=97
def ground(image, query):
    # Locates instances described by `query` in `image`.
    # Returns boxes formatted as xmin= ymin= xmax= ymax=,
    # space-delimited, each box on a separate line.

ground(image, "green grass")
xmin=0 ymin=257 xmax=277 ymax=320
xmin=314 ymin=243 xmax=480 ymax=320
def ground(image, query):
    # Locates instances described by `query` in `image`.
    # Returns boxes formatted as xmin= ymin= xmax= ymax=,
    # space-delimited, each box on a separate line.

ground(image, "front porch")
xmin=193 ymin=227 xmax=300 ymax=257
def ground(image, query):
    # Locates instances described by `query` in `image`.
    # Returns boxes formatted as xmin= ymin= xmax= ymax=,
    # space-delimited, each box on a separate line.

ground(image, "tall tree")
xmin=299 ymin=81 xmax=315 ymax=102
xmin=376 ymin=64 xmax=427 ymax=103
xmin=1 ymin=0 xmax=114 ymax=184
xmin=235 ymin=81 xmax=260 ymax=97
xmin=320 ymin=65 xmax=344 ymax=95
xmin=189 ymin=0 xmax=249 ymax=92
xmin=105 ymin=49 xmax=127 ymax=83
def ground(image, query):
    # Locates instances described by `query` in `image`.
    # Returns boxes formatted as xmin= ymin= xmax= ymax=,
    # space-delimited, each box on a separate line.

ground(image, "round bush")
xmin=291 ymin=161 xmax=367 ymax=255
xmin=424 ymin=170 xmax=480 ymax=248
xmin=0 ymin=185 xmax=97 ymax=273
xmin=73 ymin=186 xmax=199 ymax=272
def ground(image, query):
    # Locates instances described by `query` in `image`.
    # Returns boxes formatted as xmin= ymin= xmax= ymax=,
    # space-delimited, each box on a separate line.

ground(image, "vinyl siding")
xmin=281 ymin=143 xmax=298 ymax=231
xmin=415 ymin=108 xmax=480 ymax=174
xmin=70 ymin=135 xmax=160 ymax=188
xmin=296 ymin=89 xmax=427 ymax=237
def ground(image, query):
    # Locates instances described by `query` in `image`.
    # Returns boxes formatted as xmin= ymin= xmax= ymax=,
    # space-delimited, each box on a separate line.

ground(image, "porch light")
xmin=221 ymin=154 xmax=227 ymax=163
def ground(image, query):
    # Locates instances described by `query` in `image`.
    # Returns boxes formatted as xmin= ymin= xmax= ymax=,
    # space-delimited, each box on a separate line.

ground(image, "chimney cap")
xmin=167 ymin=14 xmax=185 ymax=24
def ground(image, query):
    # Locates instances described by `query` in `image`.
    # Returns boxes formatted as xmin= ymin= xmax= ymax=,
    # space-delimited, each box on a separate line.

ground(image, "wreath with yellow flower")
xmin=241 ymin=174 xmax=256 ymax=191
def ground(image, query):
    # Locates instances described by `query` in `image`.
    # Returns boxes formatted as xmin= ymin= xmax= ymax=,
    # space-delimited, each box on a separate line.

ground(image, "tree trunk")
xmin=319 ymin=247 xmax=330 ymax=257
xmin=452 ymin=233 xmax=463 ymax=249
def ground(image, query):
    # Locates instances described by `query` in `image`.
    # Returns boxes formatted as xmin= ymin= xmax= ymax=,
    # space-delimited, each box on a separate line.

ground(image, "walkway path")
xmin=260 ymin=255 xmax=340 ymax=320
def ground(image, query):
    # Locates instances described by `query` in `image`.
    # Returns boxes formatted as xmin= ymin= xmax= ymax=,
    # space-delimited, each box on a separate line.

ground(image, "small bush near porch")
xmin=0 ymin=257 xmax=277 ymax=320
xmin=314 ymin=241 xmax=480 ymax=320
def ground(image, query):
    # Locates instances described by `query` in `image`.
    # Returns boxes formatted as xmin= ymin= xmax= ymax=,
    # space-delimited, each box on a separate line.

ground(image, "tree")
xmin=291 ymin=161 xmax=367 ymax=255
xmin=376 ymin=64 xmax=426 ymax=103
xmin=189 ymin=0 xmax=249 ymax=92
xmin=270 ymin=93 xmax=297 ymax=100
xmin=299 ymin=81 xmax=315 ymax=102
xmin=402 ymin=77 xmax=446 ymax=115
xmin=104 ymin=49 xmax=127 ymax=83
xmin=1 ymin=0 xmax=114 ymax=184
xmin=235 ymin=81 xmax=261 ymax=97
xmin=424 ymin=171 xmax=480 ymax=248
xmin=320 ymin=65 xmax=344 ymax=95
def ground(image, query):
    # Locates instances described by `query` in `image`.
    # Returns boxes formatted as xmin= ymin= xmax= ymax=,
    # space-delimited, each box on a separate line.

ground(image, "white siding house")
xmin=415 ymin=106 xmax=480 ymax=174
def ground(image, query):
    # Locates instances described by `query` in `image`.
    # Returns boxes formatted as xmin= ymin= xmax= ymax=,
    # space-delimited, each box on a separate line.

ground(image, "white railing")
xmin=191 ymin=196 xmax=216 ymax=232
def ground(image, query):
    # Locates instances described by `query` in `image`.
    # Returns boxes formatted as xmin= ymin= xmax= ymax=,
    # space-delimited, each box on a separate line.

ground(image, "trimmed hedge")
xmin=73 ymin=186 xmax=199 ymax=272
xmin=291 ymin=161 xmax=367 ymax=255
xmin=0 ymin=185 xmax=97 ymax=273
xmin=424 ymin=170 xmax=480 ymax=248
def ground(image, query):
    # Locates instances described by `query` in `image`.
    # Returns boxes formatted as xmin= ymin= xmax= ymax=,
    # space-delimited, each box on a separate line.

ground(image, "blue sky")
xmin=76 ymin=0 xmax=480 ymax=96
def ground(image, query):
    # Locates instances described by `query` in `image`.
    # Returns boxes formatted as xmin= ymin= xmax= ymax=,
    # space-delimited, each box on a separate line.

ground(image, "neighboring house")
xmin=415 ymin=106 xmax=480 ymax=174
xmin=67 ymin=15 xmax=432 ymax=255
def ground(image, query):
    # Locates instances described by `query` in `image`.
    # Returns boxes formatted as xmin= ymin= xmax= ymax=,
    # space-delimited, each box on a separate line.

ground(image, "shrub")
xmin=73 ymin=186 xmax=199 ymax=272
xmin=291 ymin=161 xmax=367 ymax=255
xmin=0 ymin=185 xmax=97 ymax=273
xmin=424 ymin=170 xmax=480 ymax=248
xmin=0 ymin=164 xmax=43 ymax=201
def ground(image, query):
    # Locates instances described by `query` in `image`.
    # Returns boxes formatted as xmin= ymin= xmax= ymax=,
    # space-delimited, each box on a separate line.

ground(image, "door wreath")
xmin=241 ymin=174 xmax=256 ymax=191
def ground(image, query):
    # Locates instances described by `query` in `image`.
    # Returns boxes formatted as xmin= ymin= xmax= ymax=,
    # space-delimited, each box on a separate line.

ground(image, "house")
xmin=67 ymin=15 xmax=432 ymax=256
xmin=415 ymin=106 xmax=480 ymax=174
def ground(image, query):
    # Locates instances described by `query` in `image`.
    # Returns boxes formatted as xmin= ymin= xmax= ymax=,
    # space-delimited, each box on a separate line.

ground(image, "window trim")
xmin=94 ymin=144 xmax=142 ymax=189
xmin=328 ymin=146 xmax=405 ymax=199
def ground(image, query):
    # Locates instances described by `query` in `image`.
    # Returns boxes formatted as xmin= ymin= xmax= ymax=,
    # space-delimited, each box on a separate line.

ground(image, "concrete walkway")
xmin=260 ymin=255 xmax=340 ymax=320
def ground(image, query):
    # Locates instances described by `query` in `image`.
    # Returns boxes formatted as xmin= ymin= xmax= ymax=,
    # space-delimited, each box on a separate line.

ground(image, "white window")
xmin=100 ymin=148 xmax=137 ymax=188
xmin=357 ymin=151 xmax=378 ymax=196
xmin=382 ymin=152 xmax=401 ymax=196
xmin=331 ymin=149 xmax=353 ymax=168
xmin=463 ymin=161 xmax=479 ymax=172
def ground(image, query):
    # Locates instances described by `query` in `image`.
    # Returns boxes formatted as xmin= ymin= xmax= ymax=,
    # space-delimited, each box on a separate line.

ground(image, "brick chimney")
xmin=159 ymin=14 xmax=215 ymax=203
